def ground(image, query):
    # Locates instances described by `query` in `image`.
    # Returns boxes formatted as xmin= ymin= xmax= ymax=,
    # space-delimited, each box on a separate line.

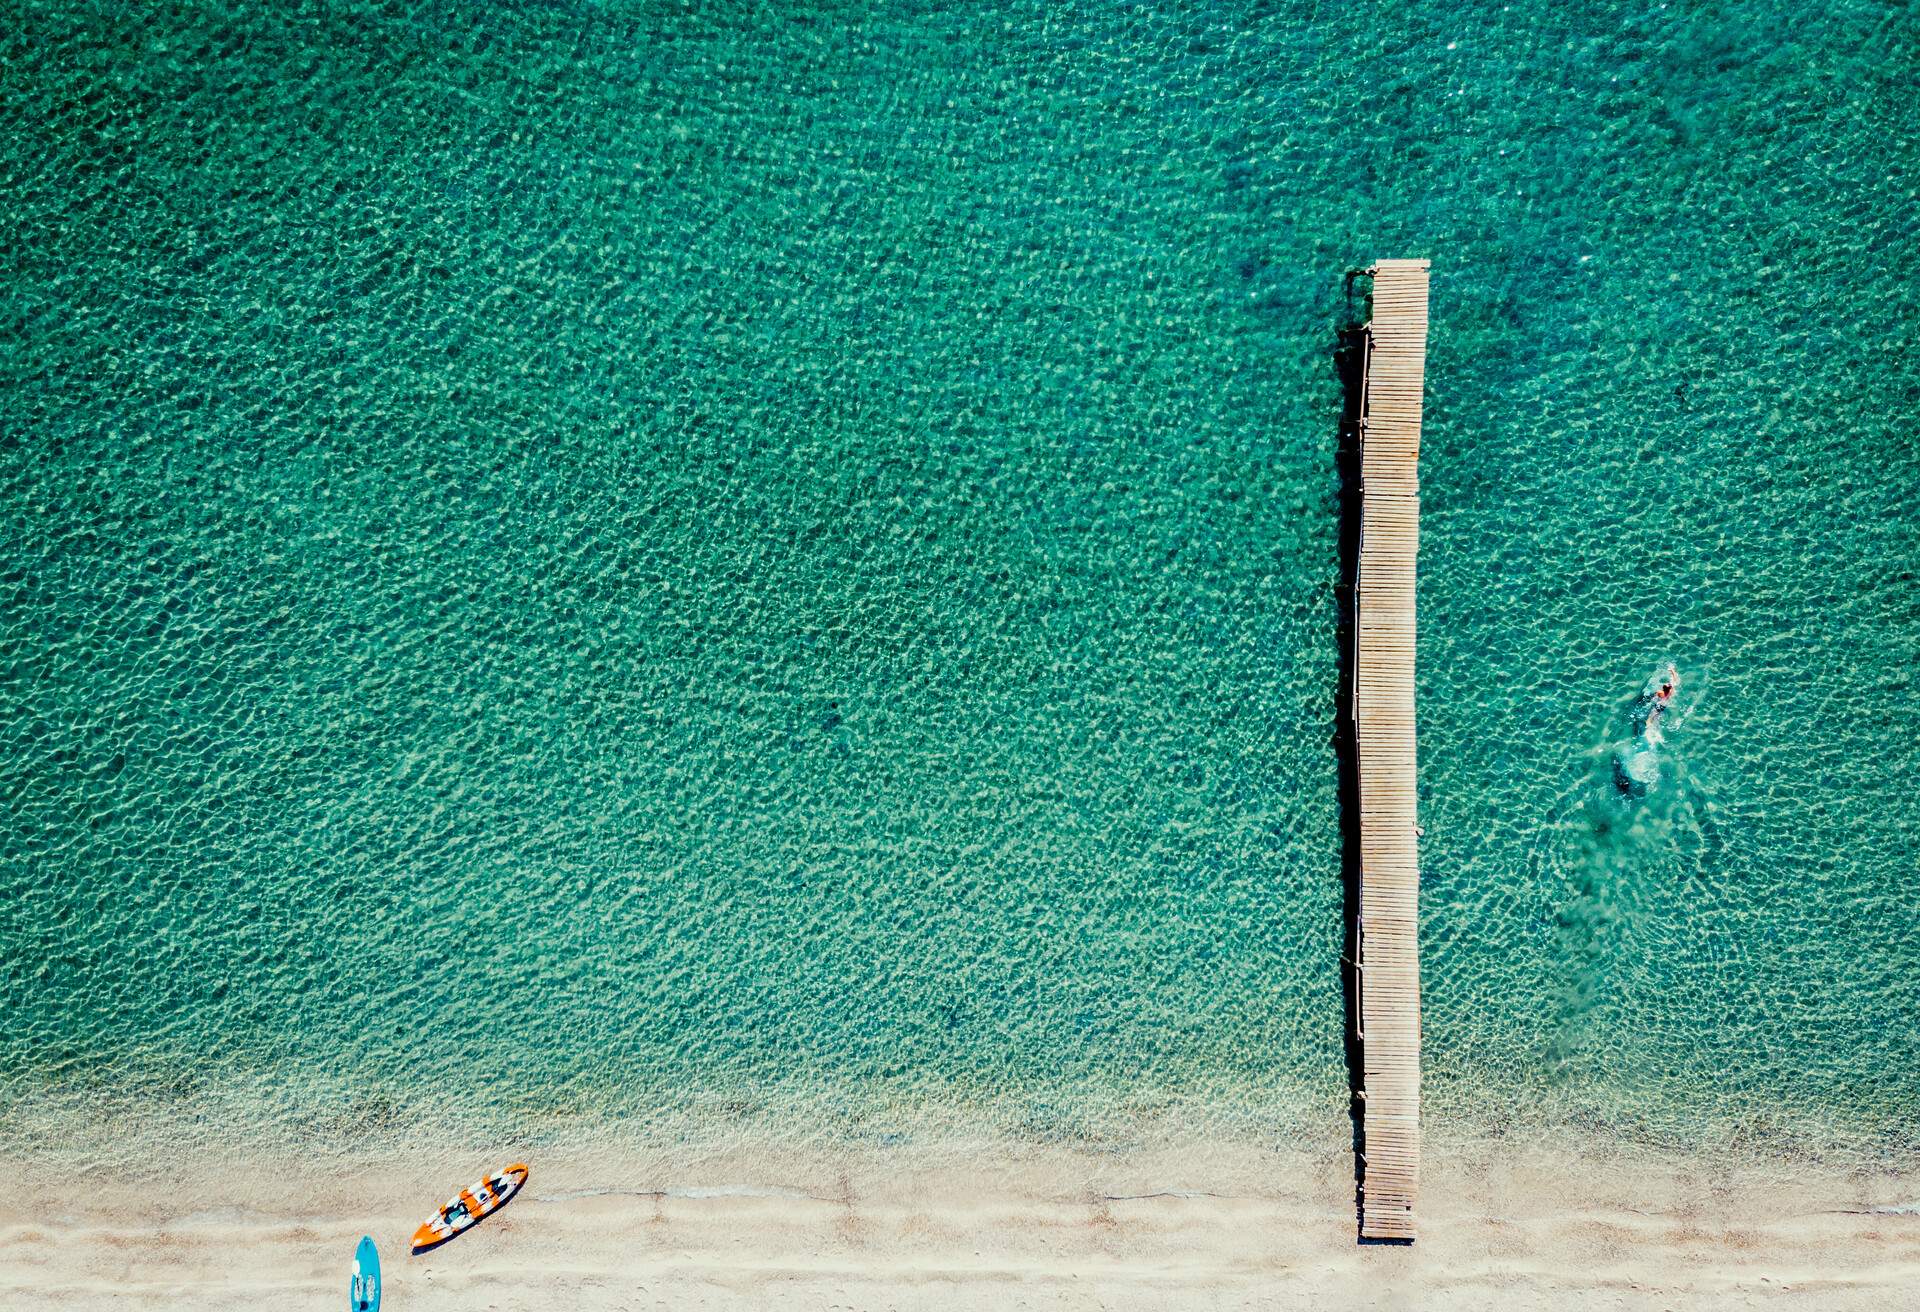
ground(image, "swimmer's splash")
xmin=1613 ymin=662 xmax=1680 ymax=798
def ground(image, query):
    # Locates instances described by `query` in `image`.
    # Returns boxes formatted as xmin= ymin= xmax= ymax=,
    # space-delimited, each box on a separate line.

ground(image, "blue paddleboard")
xmin=350 ymin=1235 xmax=381 ymax=1312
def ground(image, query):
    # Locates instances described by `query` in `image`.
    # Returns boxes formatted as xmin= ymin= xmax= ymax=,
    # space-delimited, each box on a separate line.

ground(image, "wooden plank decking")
xmin=1354 ymin=258 xmax=1428 ymax=1241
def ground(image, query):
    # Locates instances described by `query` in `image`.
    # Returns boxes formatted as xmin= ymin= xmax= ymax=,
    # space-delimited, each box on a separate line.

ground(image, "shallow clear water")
xmin=3 ymin=1 xmax=1916 ymax=1163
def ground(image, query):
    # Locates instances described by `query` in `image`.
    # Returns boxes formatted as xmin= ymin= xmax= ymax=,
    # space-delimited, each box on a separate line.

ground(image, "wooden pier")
xmin=1354 ymin=258 xmax=1429 ymax=1241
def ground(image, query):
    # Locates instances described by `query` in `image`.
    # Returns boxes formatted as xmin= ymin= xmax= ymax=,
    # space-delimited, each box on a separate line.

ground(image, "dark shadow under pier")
xmin=1332 ymin=277 xmax=1372 ymax=1238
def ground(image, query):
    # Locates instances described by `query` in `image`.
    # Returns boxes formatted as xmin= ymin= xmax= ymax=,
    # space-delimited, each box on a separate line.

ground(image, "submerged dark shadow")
xmin=1332 ymin=280 xmax=1369 ymax=1235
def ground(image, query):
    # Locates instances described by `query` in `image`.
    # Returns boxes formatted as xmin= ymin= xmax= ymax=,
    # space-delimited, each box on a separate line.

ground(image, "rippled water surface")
xmin=4 ymin=1 xmax=1916 ymax=1162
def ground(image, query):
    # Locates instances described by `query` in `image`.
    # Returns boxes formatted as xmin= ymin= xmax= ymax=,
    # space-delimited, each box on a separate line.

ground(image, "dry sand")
xmin=6 ymin=1135 xmax=1916 ymax=1310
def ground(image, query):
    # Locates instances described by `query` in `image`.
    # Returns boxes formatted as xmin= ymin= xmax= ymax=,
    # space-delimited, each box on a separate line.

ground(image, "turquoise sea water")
xmin=4 ymin=1 xmax=1916 ymax=1164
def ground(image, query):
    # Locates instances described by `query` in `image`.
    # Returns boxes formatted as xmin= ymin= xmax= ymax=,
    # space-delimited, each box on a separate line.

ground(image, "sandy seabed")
xmin=6 ymin=1131 xmax=1916 ymax=1311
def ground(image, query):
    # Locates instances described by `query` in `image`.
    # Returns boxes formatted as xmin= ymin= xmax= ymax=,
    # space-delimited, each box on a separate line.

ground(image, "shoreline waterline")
xmin=10 ymin=1072 xmax=1919 ymax=1201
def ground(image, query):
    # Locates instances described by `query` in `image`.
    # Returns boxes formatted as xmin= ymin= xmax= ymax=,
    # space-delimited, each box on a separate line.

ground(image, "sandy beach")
xmin=7 ymin=1134 xmax=1916 ymax=1310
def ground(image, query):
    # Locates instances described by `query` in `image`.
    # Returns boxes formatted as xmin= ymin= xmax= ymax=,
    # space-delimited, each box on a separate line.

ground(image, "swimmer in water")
xmin=1614 ymin=662 xmax=1680 ymax=798
xmin=1629 ymin=662 xmax=1680 ymax=745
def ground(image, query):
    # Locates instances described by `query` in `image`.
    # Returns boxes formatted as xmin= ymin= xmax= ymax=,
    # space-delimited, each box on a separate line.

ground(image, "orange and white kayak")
xmin=410 ymin=1163 xmax=528 ymax=1253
